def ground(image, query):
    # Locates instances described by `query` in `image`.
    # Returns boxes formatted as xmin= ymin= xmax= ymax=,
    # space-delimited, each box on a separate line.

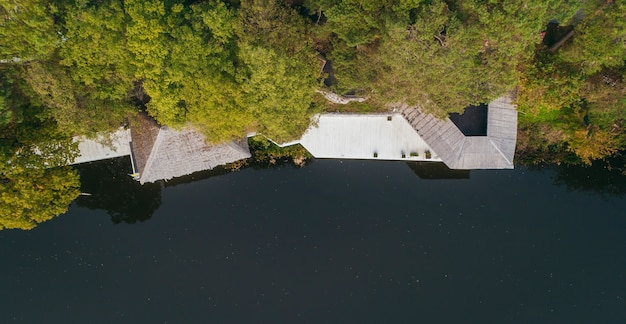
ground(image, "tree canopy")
xmin=3 ymin=0 xmax=622 ymax=145
xmin=514 ymin=0 xmax=626 ymax=164
xmin=0 ymin=93 xmax=80 ymax=230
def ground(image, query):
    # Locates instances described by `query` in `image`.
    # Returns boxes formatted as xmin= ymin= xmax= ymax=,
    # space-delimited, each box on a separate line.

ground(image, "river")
xmin=1 ymin=157 xmax=625 ymax=323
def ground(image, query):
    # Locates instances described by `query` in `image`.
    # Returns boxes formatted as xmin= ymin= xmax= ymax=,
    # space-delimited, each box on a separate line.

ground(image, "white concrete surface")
xmin=71 ymin=128 xmax=131 ymax=164
xmin=299 ymin=113 xmax=440 ymax=161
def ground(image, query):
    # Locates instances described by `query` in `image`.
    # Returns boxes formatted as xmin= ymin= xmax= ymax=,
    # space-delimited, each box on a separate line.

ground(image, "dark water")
xmin=449 ymin=104 xmax=488 ymax=136
xmin=1 ymin=159 xmax=626 ymax=323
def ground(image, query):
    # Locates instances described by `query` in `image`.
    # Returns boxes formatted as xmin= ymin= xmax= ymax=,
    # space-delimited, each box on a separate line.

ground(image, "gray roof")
xmin=399 ymin=96 xmax=517 ymax=169
xmin=131 ymin=114 xmax=251 ymax=184
xmin=130 ymin=114 xmax=161 ymax=174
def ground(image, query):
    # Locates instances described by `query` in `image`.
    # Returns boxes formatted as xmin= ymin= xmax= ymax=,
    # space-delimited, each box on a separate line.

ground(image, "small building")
xmin=280 ymin=95 xmax=517 ymax=169
xmin=130 ymin=113 xmax=251 ymax=184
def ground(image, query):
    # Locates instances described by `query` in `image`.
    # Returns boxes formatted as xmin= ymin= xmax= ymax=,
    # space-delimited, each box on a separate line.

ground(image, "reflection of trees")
xmin=74 ymin=157 xmax=161 ymax=224
xmin=552 ymin=153 xmax=626 ymax=196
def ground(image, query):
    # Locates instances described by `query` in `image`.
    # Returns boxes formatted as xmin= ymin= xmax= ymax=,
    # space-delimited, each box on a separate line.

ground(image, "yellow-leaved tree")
xmin=0 ymin=97 xmax=80 ymax=230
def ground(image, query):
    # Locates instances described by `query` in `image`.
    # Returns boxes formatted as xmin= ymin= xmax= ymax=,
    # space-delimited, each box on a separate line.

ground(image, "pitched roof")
xmin=130 ymin=113 xmax=161 ymax=174
xmin=130 ymin=113 xmax=251 ymax=184
xmin=399 ymin=96 xmax=517 ymax=169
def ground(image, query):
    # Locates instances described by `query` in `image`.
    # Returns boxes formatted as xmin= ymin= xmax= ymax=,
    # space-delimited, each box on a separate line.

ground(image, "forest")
xmin=1 ymin=0 xmax=625 ymax=229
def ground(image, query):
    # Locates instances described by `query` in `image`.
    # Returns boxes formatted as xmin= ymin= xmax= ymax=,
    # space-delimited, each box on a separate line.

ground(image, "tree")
xmin=305 ymin=0 xmax=423 ymax=46
xmin=0 ymin=72 xmax=14 ymax=127
xmin=0 ymin=93 xmax=9 ymax=127
xmin=163 ymin=1 xmax=252 ymax=142
xmin=515 ymin=1 xmax=626 ymax=165
xmin=374 ymin=1 xmax=471 ymax=114
xmin=0 ymin=166 xmax=80 ymax=230
xmin=0 ymin=0 xmax=59 ymax=60
xmin=561 ymin=0 xmax=626 ymax=75
xmin=321 ymin=0 xmax=577 ymax=115
xmin=24 ymin=60 xmax=131 ymax=136
xmin=582 ymin=68 xmax=626 ymax=127
xmin=59 ymin=1 xmax=135 ymax=102
xmin=237 ymin=0 xmax=322 ymax=142
xmin=567 ymin=127 xmax=622 ymax=164
xmin=0 ymin=103 xmax=80 ymax=230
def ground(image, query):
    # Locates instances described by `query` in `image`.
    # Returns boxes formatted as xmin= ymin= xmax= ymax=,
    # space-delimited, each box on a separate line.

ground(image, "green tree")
xmin=0 ymin=104 xmax=80 ymax=230
xmin=0 ymin=166 xmax=80 ymax=230
xmin=515 ymin=0 xmax=626 ymax=165
xmin=177 ymin=2 xmax=253 ymax=142
xmin=24 ymin=60 xmax=130 ymax=136
xmin=123 ymin=0 xmax=253 ymax=141
xmin=0 ymin=74 xmax=13 ymax=127
xmin=123 ymin=0 xmax=186 ymax=126
xmin=321 ymin=0 xmax=579 ymax=115
xmin=237 ymin=0 xmax=321 ymax=142
xmin=305 ymin=0 xmax=423 ymax=46
xmin=582 ymin=68 xmax=626 ymax=127
xmin=561 ymin=0 xmax=626 ymax=75
xmin=0 ymin=0 xmax=59 ymax=60
xmin=59 ymin=1 xmax=135 ymax=102
xmin=0 ymin=93 xmax=9 ymax=127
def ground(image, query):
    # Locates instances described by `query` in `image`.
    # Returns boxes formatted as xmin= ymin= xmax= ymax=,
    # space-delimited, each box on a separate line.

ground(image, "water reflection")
xmin=6 ymin=158 xmax=626 ymax=323
xmin=73 ymin=157 xmax=244 ymax=223
xmin=73 ymin=153 xmax=626 ymax=226
xmin=552 ymin=153 xmax=626 ymax=196
xmin=74 ymin=156 xmax=161 ymax=224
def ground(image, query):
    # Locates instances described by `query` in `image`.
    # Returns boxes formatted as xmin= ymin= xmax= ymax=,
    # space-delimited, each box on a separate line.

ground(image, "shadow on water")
xmin=406 ymin=161 xmax=470 ymax=179
xmin=73 ymin=156 xmax=162 ymax=224
xmin=161 ymin=165 xmax=233 ymax=188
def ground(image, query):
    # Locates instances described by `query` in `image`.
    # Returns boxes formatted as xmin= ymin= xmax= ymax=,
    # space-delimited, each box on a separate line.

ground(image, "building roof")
xmin=130 ymin=113 xmax=161 ymax=174
xmin=288 ymin=96 xmax=517 ymax=169
xmin=298 ymin=113 xmax=441 ymax=161
xmin=131 ymin=113 xmax=251 ymax=184
xmin=71 ymin=128 xmax=132 ymax=165
xmin=398 ymin=96 xmax=517 ymax=169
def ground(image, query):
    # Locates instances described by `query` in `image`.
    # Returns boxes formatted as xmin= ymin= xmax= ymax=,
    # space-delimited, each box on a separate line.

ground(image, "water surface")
xmin=1 ymin=159 xmax=625 ymax=323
